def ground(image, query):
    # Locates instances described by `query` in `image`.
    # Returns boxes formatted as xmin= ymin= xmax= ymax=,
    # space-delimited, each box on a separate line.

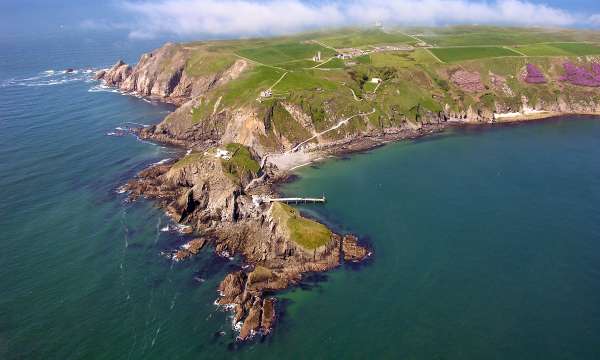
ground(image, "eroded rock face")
xmin=97 ymin=60 xmax=132 ymax=87
xmin=96 ymin=43 xmax=248 ymax=106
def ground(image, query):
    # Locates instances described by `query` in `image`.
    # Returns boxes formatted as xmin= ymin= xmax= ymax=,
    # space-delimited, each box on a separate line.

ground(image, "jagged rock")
xmin=94 ymin=70 xmax=106 ymax=80
xmin=239 ymin=298 xmax=262 ymax=340
xmin=261 ymin=298 xmax=276 ymax=334
xmin=342 ymin=234 xmax=369 ymax=262
xmin=218 ymin=271 xmax=245 ymax=300
xmin=172 ymin=238 xmax=207 ymax=261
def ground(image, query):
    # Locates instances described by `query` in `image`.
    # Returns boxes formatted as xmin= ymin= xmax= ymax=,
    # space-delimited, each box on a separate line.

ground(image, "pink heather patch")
xmin=561 ymin=62 xmax=600 ymax=87
xmin=524 ymin=63 xmax=546 ymax=84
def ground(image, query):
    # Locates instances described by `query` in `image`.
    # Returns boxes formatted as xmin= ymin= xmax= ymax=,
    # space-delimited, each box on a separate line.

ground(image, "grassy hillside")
xmin=165 ymin=26 xmax=600 ymax=151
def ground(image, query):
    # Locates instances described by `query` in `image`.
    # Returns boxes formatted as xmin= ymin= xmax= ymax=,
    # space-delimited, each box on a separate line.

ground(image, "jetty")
xmin=267 ymin=196 xmax=326 ymax=204
xmin=252 ymin=194 xmax=326 ymax=206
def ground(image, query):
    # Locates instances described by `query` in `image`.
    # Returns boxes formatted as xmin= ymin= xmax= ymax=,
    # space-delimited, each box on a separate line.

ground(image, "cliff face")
xmin=96 ymin=43 xmax=248 ymax=106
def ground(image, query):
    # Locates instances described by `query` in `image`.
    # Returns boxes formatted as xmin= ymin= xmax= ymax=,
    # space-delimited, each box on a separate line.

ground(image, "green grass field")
xmin=319 ymin=57 xmax=346 ymax=69
xmin=513 ymin=42 xmax=600 ymax=56
xmin=237 ymin=42 xmax=335 ymax=65
xmin=317 ymin=29 xmax=416 ymax=48
xmin=430 ymin=46 xmax=522 ymax=62
xmin=273 ymin=70 xmax=340 ymax=92
xmin=414 ymin=26 xmax=578 ymax=46
xmin=550 ymin=42 xmax=600 ymax=55
xmin=277 ymin=59 xmax=318 ymax=70
xmin=512 ymin=44 xmax=573 ymax=56
xmin=220 ymin=65 xmax=284 ymax=105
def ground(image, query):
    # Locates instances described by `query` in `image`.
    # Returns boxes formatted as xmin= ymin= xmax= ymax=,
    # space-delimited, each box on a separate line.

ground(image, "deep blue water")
xmin=2 ymin=32 xmax=600 ymax=359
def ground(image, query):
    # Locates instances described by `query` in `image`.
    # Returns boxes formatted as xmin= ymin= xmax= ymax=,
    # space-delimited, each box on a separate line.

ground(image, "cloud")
xmin=108 ymin=0 xmax=583 ymax=38
xmin=590 ymin=14 xmax=600 ymax=26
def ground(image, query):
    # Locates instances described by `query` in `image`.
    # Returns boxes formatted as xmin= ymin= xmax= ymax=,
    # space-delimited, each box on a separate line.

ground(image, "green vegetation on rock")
xmin=220 ymin=143 xmax=260 ymax=183
xmin=185 ymin=51 xmax=236 ymax=77
xmin=172 ymin=152 xmax=204 ymax=168
xmin=270 ymin=202 xmax=332 ymax=250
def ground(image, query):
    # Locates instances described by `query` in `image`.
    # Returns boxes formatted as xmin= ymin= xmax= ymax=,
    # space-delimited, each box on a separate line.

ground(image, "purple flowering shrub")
xmin=524 ymin=63 xmax=546 ymax=84
xmin=560 ymin=62 xmax=600 ymax=87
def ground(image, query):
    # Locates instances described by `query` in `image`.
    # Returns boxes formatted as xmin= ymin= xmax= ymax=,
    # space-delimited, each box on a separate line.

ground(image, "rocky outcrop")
xmin=96 ymin=60 xmax=132 ymax=87
xmin=342 ymin=234 xmax=370 ymax=262
xmin=124 ymin=150 xmax=370 ymax=340
xmin=172 ymin=238 xmax=206 ymax=261
xmin=96 ymin=43 xmax=248 ymax=106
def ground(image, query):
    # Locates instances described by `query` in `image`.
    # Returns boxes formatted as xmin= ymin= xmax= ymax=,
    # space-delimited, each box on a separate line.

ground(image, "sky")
xmin=2 ymin=0 xmax=600 ymax=40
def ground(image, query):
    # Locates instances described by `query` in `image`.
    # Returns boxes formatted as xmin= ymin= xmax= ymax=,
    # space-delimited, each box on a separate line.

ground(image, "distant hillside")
xmin=98 ymin=26 xmax=600 ymax=155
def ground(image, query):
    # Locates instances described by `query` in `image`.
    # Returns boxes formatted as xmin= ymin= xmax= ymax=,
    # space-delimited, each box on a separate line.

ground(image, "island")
xmin=96 ymin=26 xmax=600 ymax=340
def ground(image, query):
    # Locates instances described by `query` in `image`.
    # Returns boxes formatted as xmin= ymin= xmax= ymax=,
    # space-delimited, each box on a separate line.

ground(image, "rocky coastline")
xmin=97 ymin=54 xmax=374 ymax=340
xmin=96 ymin=41 xmax=600 ymax=341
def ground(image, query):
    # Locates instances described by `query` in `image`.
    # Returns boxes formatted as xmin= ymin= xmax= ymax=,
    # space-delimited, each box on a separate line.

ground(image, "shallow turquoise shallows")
xmin=2 ymin=33 xmax=600 ymax=359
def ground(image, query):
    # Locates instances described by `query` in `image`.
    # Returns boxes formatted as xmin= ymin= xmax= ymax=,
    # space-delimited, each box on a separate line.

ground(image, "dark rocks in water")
xmin=260 ymin=298 xmax=276 ymax=335
xmin=94 ymin=70 xmax=106 ymax=80
xmin=342 ymin=234 xmax=370 ymax=262
xmin=65 ymin=68 xmax=74 ymax=73
xmin=172 ymin=238 xmax=206 ymax=261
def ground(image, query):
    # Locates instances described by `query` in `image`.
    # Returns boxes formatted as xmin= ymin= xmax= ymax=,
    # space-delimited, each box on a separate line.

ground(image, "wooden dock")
xmin=267 ymin=196 xmax=326 ymax=204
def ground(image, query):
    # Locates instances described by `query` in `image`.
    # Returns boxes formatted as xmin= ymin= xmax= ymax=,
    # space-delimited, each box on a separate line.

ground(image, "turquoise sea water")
xmin=2 ymin=33 xmax=600 ymax=359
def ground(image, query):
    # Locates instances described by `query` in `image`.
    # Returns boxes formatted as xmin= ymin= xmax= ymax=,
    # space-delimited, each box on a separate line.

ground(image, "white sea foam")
xmin=151 ymin=158 xmax=172 ymax=166
xmin=3 ymin=68 xmax=99 ymax=88
xmin=124 ymin=122 xmax=150 ymax=127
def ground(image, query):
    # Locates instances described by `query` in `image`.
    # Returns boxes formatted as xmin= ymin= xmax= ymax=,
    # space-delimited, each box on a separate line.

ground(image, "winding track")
xmin=290 ymin=108 xmax=376 ymax=152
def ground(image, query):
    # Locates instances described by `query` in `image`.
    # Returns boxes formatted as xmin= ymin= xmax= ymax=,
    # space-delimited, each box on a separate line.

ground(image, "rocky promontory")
xmin=122 ymin=144 xmax=369 ymax=340
xmin=99 ymin=32 xmax=600 ymax=341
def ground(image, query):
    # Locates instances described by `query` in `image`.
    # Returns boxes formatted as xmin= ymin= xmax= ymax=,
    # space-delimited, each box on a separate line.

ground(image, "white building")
xmin=215 ymin=149 xmax=232 ymax=160
xmin=312 ymin=51 xmax=322 ymax=62
xmin=370 ymin=78 xmax=382 ymax=84
xmin=260 ymin=89 xmax=272 ymax=98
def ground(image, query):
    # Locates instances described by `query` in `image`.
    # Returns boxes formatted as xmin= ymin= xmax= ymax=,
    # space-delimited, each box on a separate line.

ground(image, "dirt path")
xmin=291 ymin=109 xmax=376 ymax=152
xmin=424 ymin=48 xmax=444 ymax=63
xmin=234 ymin=54 xmax=287 ymax=71
xmin=269 ymin=72 xmax=289 ymax=91
xmin=311 ymin=40 xmax=338 ymax=52
xmin=311 ymin=57 xmax=334 ymax=69
xmin=506 ymin=46 xmax=527 ymax=57
xmin=349 ymin=87 xmax=362 ymax=101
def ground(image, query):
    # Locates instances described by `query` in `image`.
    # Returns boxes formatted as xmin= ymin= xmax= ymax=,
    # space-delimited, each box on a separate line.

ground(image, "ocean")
xmin=1 ymin=32 xmax=600 ymax=359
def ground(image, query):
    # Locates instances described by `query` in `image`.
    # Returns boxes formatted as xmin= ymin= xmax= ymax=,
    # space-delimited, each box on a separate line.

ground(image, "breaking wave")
xmin=1 ymin=68 xmax=98 ymax=88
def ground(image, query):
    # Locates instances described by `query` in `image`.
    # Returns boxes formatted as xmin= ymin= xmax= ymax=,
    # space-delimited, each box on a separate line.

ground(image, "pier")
xmin=267 ymin=196 xmax=326 ymax=204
